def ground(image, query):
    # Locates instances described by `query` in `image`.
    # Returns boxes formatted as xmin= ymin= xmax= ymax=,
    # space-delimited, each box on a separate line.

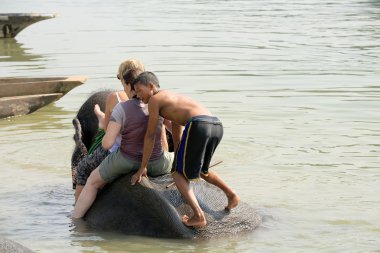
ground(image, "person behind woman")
xmin=73 ymin=59 xmax=145 ymax=201
xmin=94 ymin=58 xmax=147 ymax=150
xmin=72 ymin=69 xmax=173 ymax=218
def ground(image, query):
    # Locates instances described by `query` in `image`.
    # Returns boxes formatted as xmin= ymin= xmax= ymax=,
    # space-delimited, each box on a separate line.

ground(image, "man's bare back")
xmin=152 ymin=90 xmax=211 ymax=126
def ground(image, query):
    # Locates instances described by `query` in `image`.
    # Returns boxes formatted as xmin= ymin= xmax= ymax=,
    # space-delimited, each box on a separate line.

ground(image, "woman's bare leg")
xmin=72 ymin=167 xmax=106 ymax=218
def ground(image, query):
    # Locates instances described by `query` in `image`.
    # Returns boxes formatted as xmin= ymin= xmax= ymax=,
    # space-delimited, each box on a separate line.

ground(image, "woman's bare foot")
xmin=94 ymin=104 xmax=105 ymax=129
xmin=225 ymin=192 xmax=240 ymax=211
xmin=182 ymin=214 xmax=207 ymax=228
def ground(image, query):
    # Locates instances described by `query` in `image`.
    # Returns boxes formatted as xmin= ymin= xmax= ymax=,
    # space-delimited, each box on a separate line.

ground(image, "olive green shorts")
xmin=99 ymin=150 xmax=174 ymax=183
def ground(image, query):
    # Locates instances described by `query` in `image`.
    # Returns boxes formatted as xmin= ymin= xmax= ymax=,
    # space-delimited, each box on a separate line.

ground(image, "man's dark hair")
xmin=122 ymin=69 xmax=142 ymax=90
xmin=131 ymin=71 xmax=160 ymax=90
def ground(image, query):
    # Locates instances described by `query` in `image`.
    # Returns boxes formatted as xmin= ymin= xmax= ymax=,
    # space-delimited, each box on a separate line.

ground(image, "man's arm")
xmin=161 ymin=125 xmax=169 ymax=152
xmin=163 ymin=119 xmax=172 ymax=134
xmin=171 ymin=122 xmax=183 ymax=153
xmin=102 ymin=121 xmax=121 ymax=150
xmin=131 ymin=98 xmax=160 ymax=185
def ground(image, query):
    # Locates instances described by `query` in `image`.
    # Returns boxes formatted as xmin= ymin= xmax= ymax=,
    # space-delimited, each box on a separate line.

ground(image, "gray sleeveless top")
xmin=110 ymin=98 xmax=163 ymax=161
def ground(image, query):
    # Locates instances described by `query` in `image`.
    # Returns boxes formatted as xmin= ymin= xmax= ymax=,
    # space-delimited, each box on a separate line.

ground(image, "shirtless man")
xmin=130 ymin=71 xmax=240 ymax=227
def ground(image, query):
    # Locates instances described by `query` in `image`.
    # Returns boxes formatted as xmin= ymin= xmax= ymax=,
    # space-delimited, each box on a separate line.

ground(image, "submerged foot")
xmin=94 ymin=104 xmax=105 ymax=129
xmin=225 ymin=192 xmax=240 ymax=211
xmin=182 ymin=214 xmax=207 ymax=228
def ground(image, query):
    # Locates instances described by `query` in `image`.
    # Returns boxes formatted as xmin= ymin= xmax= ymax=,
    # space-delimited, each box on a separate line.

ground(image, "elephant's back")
xmin=151 ymin=175 xmax=262 ymax=239
xmin=84 ymin=173 xmax=194 ymax=238
xmin=84 ymin=173 xmax=261 ymax=239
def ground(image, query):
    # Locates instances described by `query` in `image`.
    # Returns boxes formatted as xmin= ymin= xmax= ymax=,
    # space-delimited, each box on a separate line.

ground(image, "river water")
xmin=0 ymin=0 xmax=379 ymax=252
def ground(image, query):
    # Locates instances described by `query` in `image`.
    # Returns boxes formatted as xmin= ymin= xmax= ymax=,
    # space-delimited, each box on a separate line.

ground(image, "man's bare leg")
xmin=94 ymin=104 xmax=105 ymax=129
xmin=201 ymin=171 xmax=240 ymax=210
xmin=72 ymin=167 xmax=106 ymax=218
xmin=172 ymin=172 xmax=207 ymax=227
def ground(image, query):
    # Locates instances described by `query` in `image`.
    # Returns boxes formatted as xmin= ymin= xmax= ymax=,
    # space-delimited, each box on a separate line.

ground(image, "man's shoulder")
xmin=153 ymin=90 xmax=178 ymax=102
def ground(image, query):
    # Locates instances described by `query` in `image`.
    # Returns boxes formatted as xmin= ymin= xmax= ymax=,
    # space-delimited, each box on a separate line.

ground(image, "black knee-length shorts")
xmin=171 ymin=115 xmax=223 ymax=180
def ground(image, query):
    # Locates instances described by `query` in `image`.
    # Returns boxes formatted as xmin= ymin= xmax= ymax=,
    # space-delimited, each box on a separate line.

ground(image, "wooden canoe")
xmin=0 ymin=13 xmax=56 ymax=38
xmin=0 ymin=76 xmax=87 ymax=118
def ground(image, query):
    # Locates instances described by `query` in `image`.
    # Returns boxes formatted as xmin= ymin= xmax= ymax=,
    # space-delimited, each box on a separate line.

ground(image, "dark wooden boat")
xmin=0 ymin=13 xmax=55 ymax=38
xmin=0 ymin=76 xmax=87 ymax=118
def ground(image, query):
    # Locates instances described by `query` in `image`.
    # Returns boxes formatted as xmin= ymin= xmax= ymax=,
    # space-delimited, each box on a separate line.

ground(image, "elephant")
xmin=82 ymin=173 xmax=262 ymax=239
xmin=71 ymin=90 xmax=110 ymax=189
xmin=71 ymin=91 xmax=262 ymax=239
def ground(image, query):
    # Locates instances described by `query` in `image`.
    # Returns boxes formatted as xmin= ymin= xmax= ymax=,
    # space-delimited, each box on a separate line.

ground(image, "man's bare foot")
xmin=182 ymin=214 xmax=207 ymax=228
xmin=94 ymin=104 xmax=105 ymax=129
xmin=225 ymin=192 xmax=240 ymax=211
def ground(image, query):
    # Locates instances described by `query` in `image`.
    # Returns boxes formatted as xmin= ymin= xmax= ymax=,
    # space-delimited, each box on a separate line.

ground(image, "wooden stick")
xmin=165 ymin=160 xmax=224 ymax=188
xmin=208 ymin=160 xmax=223 ymax=168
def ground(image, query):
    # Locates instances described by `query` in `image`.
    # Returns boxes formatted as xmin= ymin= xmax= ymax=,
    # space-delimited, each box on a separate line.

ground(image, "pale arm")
xmin=104 ymin=92 xmax=118 ymax=130
xmin=102 ymin=121 xmax=121 ymax=150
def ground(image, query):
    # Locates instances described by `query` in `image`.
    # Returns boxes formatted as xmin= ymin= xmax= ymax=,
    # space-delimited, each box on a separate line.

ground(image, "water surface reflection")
xmin=0 ymin=38 xmax=44 ymax=62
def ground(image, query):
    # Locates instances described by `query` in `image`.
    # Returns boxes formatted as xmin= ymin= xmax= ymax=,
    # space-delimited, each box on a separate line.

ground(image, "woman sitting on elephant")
xmin=72 ymin=68 xmax=174 ymax=219
xmin=74 ymin=59 xmax=149 ymax=201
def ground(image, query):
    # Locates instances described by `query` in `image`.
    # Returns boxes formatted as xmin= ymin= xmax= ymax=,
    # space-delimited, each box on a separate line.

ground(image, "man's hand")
xmin=131 ymin=168 xmax=147 ymax=185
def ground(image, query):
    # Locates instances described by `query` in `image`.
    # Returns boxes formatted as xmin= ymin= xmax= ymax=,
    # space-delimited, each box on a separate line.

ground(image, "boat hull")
xmin=0 ymin=13 xmax=55 ymax=38
xmin=0 ymin=76 xmax=87 ymax=118
xmin=0 ymin=93 xmax=62 ymax=118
